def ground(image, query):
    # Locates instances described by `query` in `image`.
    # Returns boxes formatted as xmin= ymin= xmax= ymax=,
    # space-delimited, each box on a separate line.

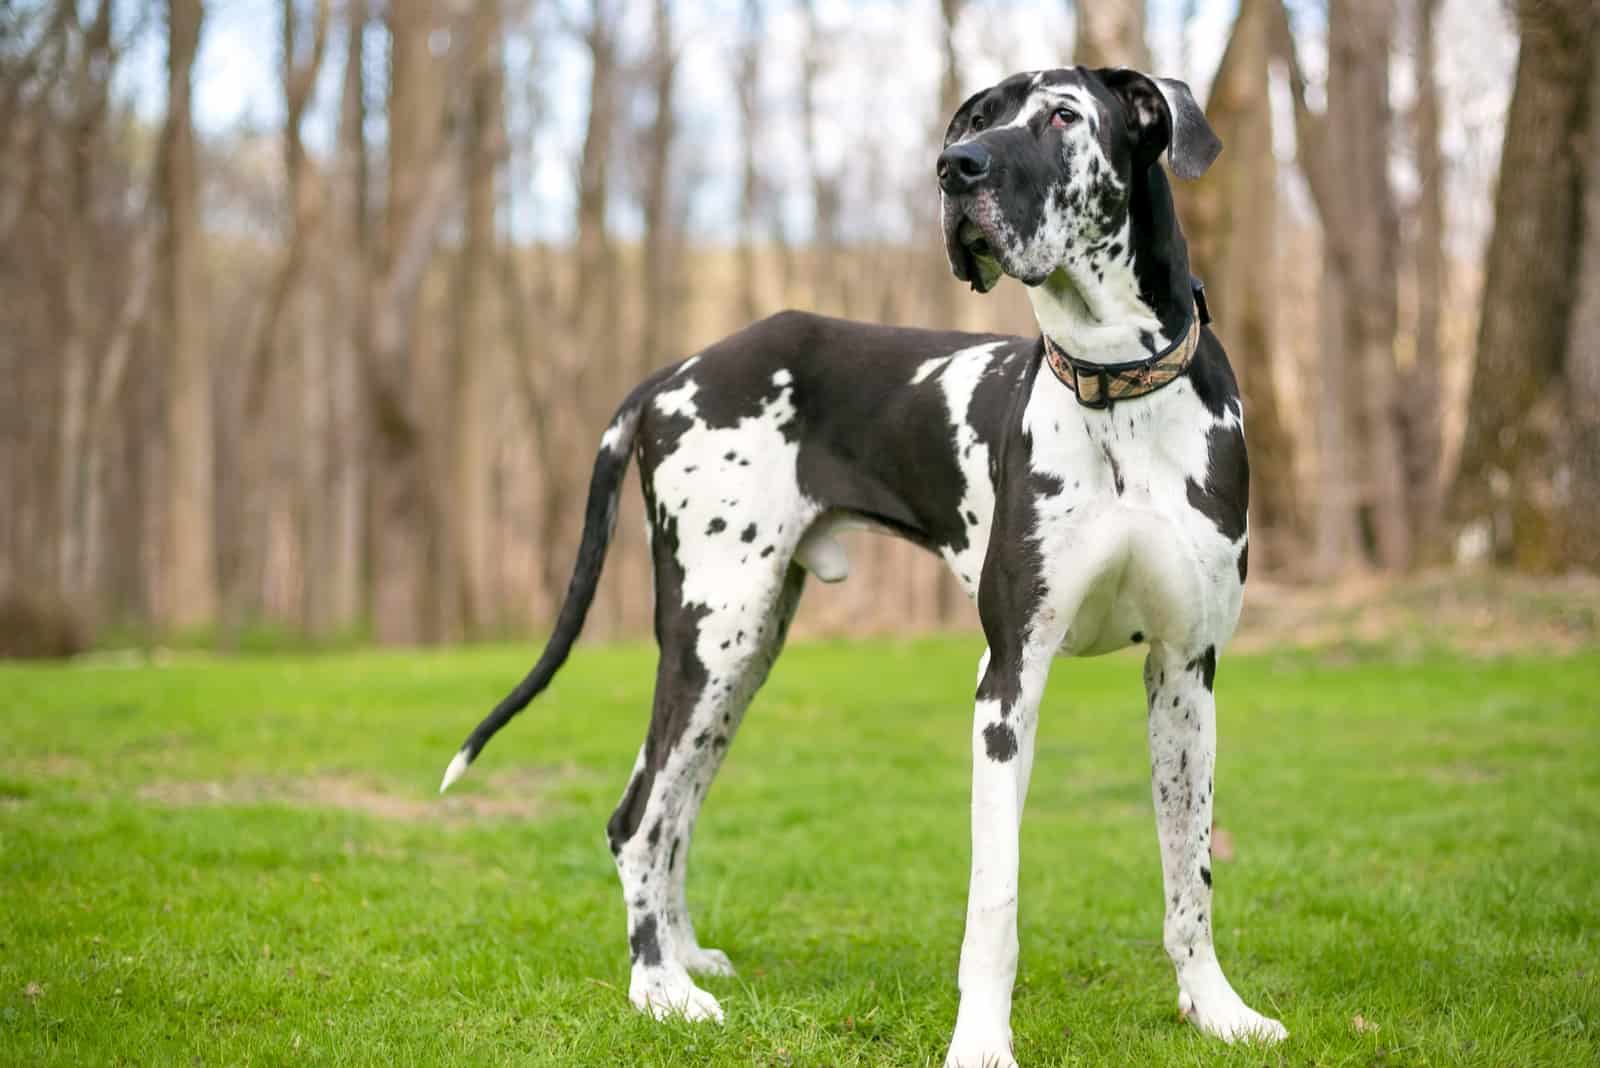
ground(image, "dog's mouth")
xmin=943 ymin=202 xmax=1005 ymax=294
xmin=959 ymin=218 xmax=994 ymax=260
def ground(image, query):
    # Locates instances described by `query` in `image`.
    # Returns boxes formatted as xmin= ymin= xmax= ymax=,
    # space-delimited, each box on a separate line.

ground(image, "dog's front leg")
xmin=1144 ymin=645 xmax=1287 ymax=1044
xmin=945 ymin=643 xmax=1051 ymax=1068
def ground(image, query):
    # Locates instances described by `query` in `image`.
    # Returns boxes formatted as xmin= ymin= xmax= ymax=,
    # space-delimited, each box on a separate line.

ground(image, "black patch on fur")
xmin=629 ymin=915 xmax=662 ymax=966
xmin=740 ymin=523 xmax=757 ymax=542
xmin=983 ymin=722 xmax=1019 ymax=762
xmin=706 ymin=517 xmax=727 ymax=535
xmin=1187 ymin=646 xmax=1217 ymax=691
xmin=1236 ymin=541 xmax=1248 ymax=583
xmin=1185 ymin=422 xmax=1248 ymax=542
xmin=669 ymin=837 xmax=680 ymax=872
xmin=1200 ymin=866 xmax=1212 ymax=888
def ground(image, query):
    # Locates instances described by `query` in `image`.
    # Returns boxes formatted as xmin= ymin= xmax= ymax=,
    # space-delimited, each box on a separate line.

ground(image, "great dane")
xmin=441 ymin=65 xmax=1288 ymax=1064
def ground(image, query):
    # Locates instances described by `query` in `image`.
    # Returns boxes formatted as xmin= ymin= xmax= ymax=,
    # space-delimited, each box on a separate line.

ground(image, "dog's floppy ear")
xmin=1097 ymin=68 xmax=1221 ymax=180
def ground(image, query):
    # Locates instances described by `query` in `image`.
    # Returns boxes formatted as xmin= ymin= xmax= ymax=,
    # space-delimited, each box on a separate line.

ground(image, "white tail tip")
xmin=439 ymin=750 xmax=471 ymax=794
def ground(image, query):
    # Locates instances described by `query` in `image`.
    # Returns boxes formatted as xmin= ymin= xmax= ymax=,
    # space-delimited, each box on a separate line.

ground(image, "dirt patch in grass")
xmin=1232 ymin=570 xmax=1599 ymax=656
xmin=136 ymin=764 xmax=590 ymax=824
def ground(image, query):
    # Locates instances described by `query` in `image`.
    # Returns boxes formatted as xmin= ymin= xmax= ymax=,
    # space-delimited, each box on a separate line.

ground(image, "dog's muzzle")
xmin=941 ymin=196 xmax=1004 ymax=294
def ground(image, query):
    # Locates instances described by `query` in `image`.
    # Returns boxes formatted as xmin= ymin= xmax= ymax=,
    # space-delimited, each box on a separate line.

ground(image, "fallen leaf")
xmin=1352 ymin=1014 xmax=1379 ymax=1034
xmin=1212 ymin=825 xmax=1236 ymax=862
xmin=23 ymin=982 xmax=42 ymax=1002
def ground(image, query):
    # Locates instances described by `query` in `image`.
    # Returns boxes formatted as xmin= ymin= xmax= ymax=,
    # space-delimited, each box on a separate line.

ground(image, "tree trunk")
xmin=1073 ymin=0 xmax=1149 ymax=69
xmin=370 ymin=1 xmax=452 ymax=644
xmin=162 ymin=0 xmax=216 ymax=629
xmin=1276 ymin=0 xmax=1409 ymax=572
xmin=735 ymin=0 xmax=762 ymax=324
xmin=56 ymin=2 xmax=117 ymax=606
xmin=1448 ymin=0 xmax=1594 ymax=570
xmin=1400 ymin=0 xmax=1446 ymax=563
xmin=327 ymin=0 xmax=369 ymax=632
xmin=450 ymin=0 xmax=503 ymax=638
xmin=1561 ymin=45 xmax=1600 ymax=571
xmin=1180 ymin=0 xmax=1299 ymax=572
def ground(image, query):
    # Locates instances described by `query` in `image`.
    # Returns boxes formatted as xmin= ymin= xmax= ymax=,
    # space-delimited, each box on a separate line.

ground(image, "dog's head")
xmin=938 ymin=67 xmax=1220 ymax=293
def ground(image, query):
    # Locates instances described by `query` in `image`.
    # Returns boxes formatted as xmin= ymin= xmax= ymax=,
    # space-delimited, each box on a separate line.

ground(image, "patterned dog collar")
xmin=1043 ymin=313 xmax=1203 ymax=410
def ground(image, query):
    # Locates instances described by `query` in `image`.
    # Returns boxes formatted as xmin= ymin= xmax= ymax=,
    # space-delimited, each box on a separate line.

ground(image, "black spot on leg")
xmin=706 ymin=517 xmax=727 ymax=535
xmin=983 ymin=723 xmax=1019 ymax=762
xmin=1186 ymin=646 xmax=1217 ymax=691
xmin=694 ymin=730 xmax=710 ymax=748
xmin=712 ymin=735 xmax=727 ymax=751
xmin=647 ymin=820 xmax=662 ymax=848
xmin=608 ymin=774 xmax=648 ymax=854
xmin=1236 ymin=541 xmax=1249 ymax=583
xmin=760 ymin=545 xmax=775 ymax=558
xmin=740 ymin=523 xmax=758 ymax=542
xmin=629 ymin=915 xmax=662 ymax=966
xmin=1200 ymin=866 xmax=1212 ymax=888
xmin=669 ymin=837 xmax=680 ymax=872
xmin=966 ymin=510 xmax=979 ymax=525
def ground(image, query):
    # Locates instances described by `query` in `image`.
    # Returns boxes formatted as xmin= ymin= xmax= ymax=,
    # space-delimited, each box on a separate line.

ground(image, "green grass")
xmin=3 ymin=638 xmax=1598 ymax=1066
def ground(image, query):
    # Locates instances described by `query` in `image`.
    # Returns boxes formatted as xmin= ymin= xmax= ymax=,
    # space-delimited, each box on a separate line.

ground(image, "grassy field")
xmin=3 ymin=636 xmax=1597 ymax=1066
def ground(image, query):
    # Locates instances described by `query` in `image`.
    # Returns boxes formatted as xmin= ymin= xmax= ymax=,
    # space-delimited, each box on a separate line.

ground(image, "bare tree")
xmin=1449 ymin=0 xmax=1595 ymax=569
xmin=56 ymin=1 xmax=119 ymax=603
xmin=326 ymin=0 xmax=370 ymax=630
xmin=1566 ymin=44 xmax=1600 ymax=572
xmin=368 ymin=3 xmax=461 ymax=643
xmin=1073 ymin=0 xmax=1149 ymax=69
xmin=1275 ymin=0 xmax=1409 ymax=572
xmin=734 ymin=0 xmax=763 ymax=324
xmin=1179 ymin=0 xmax=1299 ymax=570
xmin=449 ymin=0 xmax=505 ymax=637
xmin=162 ymin=0 xmax=216 ymax=627
xmin=1399 ymin=0 xmax=1446 ymax=561
xmin=801 ymin=0 xmax=840 ymax=309
xmin=640 ymin=0 xmax=680 ymax=371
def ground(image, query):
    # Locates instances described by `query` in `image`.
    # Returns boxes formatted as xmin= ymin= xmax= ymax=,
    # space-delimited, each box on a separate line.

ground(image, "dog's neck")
xmin=1026 ymin=162 xmax=1195 ymax=366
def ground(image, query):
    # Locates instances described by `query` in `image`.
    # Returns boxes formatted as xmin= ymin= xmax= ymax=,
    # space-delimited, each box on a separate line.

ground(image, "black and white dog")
xmin=441 ymin=66 xmax=1287 ymax=1064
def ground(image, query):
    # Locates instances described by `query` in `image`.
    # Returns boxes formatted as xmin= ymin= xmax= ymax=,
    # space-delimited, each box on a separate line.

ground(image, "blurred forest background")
xmin=1 ymin=0 xmax=1596 ymax=652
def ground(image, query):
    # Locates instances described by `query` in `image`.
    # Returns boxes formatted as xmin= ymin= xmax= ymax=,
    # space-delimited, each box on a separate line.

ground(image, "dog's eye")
xmin=970 ymin=113 xmax=987 ymax=131
xmin=1051 ymin=107 xmax=1079 ymax=129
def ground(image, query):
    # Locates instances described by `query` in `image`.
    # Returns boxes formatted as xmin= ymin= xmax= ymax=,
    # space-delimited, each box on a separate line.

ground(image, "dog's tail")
xmin=439 ymin=371 xmax=666 ymax=794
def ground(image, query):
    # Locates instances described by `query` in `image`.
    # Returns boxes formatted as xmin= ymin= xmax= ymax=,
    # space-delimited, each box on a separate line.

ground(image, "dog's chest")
xmin=1019 ymin=374 xmax=1245 ymax=654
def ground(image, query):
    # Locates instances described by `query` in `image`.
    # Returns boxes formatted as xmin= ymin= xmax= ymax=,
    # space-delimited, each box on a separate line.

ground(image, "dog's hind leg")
xmin=1144 ymin=644 xmax=1287 ymax=1044
xmin=665 ymin=563 xmax=806 ymax=977
xmin=606 ymin=547 xmax=808 ymax=1022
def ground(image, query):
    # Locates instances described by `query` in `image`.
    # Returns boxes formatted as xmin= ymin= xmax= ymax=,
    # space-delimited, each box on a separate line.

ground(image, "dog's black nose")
xmin=937 ymin=142 xmax=991 ymax=195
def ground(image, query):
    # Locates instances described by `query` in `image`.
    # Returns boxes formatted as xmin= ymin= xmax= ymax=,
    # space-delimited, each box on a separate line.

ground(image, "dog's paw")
xmin=629 ymin=968 xmax=725 ymax=1023
xmin=944 ymin=1031 xmax=1018 ymax=1068
xmin=681 ymin=946 xmax=736 ymax=977
xmin=1178 ymin=988 xmax=1287 ymax=1044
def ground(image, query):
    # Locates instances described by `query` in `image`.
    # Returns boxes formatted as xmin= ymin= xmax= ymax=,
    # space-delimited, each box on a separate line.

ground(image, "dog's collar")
xmin=1041 ymin=278 xmax=1211 ymax=410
